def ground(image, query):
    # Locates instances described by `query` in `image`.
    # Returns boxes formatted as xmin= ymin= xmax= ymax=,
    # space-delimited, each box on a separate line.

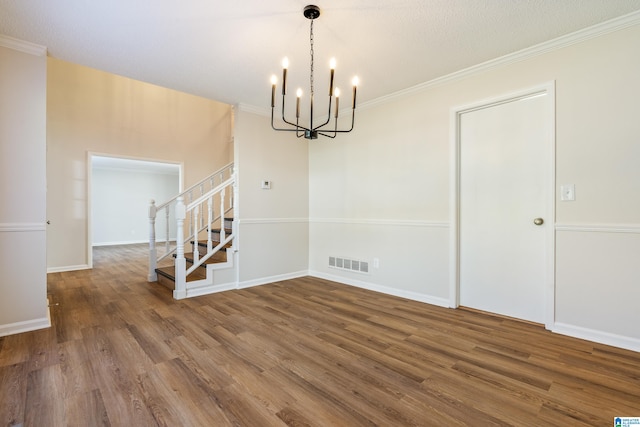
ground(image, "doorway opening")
xmin=88 ymin=153 xmax=182 ymax=268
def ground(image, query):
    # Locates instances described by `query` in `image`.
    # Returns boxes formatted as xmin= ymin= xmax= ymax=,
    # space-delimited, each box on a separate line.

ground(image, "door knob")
xmin=533 ymin=218 xmax=544 ymax=226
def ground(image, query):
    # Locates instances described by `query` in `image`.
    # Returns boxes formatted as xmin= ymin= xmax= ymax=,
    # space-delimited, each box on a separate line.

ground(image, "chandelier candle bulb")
xmin=334 ymin=88 xmax=340 ymax=118
xmin=296 ymin=88 xmax=302 ymax=118
xmin=352 ymin=76 xmax=359 ymax=109
xmin=329 ymin=58 xmax=336 ymax=96
xmin=282 ymin=57 xmax=289 ymax=95
xmin=270 ymin=75 xmax=277 ymax=107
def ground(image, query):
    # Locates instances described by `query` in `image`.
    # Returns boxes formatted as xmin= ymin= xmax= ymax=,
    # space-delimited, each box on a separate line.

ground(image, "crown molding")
xmin=236 ymin=103 xmax=270 ymax=117
xmin=0 ymin=34 xmax=47 ymax=56
xmin=239 ymin=11 xmax=640 ymax=116
xmin=360 ymin=10 xmax=640 ymax=110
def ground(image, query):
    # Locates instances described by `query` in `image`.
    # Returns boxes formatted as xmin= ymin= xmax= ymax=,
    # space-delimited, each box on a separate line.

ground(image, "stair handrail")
xmin=148 ymin=162 xmax=234 ymax=283
xmin=155 ymin=163 xmax=234 ymax=212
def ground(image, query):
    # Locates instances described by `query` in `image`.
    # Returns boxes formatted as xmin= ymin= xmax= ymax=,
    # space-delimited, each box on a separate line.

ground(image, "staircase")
xmin=155 ymin=217 xmax=234 ymax=288
xmin=148 ymin=163 xmax=236 ymax=299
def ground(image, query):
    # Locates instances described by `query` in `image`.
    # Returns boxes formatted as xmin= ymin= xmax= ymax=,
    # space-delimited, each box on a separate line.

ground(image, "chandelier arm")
xmin=280 ymin=95 xmax=296 ymax=127
xmin=296 ymin=118 xmax=306 ymax=138
xmin=278 ymin=95 xmax=310 ymax=131
xmin=317 ymin=107 xmax=356 ymax=137
xmin=311 ymin=95 xmax=333 ymax=132
xmin=317 ymin=115 xmax=338 ymax=138
xmin=271 ymin=107 xmax=311 ymax=134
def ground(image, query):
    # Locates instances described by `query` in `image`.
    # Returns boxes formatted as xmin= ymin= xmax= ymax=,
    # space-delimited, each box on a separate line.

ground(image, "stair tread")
xmin=156 ymin=265 xmax=206 ymax=282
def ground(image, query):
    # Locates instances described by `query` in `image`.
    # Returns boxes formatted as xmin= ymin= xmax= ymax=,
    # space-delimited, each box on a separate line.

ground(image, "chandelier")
xmin=270 ymin=4 xmax=358 ymax=140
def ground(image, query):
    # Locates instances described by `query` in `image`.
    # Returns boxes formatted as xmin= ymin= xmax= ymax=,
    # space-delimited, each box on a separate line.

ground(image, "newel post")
xmin=174 ymin=196 xmax=187 ymax=299
xmin=148 ymin=199 xmax=157 ymax=282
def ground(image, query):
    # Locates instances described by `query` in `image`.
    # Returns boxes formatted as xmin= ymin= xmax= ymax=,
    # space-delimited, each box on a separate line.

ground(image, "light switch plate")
xmin=560 ymin=184 xmax=575 ymax=201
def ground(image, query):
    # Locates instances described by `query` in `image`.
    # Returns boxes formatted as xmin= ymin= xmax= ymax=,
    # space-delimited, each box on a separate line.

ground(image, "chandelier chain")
xmin=310 ymin=18 xmax=314 ymax=98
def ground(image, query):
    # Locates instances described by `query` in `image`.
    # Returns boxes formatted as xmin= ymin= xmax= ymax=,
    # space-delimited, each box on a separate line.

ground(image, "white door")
xmin=459 ymin=92 xmax=550 ymax=324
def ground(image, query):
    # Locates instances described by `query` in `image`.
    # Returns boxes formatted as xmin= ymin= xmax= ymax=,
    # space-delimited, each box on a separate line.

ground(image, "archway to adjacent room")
xmin=87 ymin=153 xmax=182 ymax=268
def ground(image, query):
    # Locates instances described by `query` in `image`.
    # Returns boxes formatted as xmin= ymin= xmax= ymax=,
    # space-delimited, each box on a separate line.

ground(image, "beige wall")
xmin=46 ymin=58 xmax=233 ymax=270
xmin=306 ymin=23 xmax=640 ymax=349
xmin=0 ymin=40 xmax=49 ymax=335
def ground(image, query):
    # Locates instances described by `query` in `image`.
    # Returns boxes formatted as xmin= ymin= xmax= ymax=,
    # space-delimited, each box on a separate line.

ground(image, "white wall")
xmin=303 ymin=21 xmax=640 ymax=350
xmin=234 ymin=109 xmax=309 ymax=287
xmin=91 ymin=165 xmax=179 ymax=246
xmin=0 ymin=37 xmax=49 ymax=335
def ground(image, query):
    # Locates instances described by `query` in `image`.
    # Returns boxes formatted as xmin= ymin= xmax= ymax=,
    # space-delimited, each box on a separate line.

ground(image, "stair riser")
xmin=224 ymin=217 xmax=233 ymax=229
xmin=156 ymin=273 xmax=175 ymax=290
xmin=209 ymin=229 xmax=232 ymax=242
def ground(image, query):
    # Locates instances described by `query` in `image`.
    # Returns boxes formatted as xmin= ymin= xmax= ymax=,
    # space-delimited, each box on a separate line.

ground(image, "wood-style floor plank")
xmin=0 ymin=243 xmax=639 ymax=426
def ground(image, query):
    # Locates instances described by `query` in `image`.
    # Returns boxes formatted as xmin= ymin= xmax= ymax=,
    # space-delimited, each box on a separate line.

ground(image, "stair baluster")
xmin=207 ymin=196 xmax=213 ymax=252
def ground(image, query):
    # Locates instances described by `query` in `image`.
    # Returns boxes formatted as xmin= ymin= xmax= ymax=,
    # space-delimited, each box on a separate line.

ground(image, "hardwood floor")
xmin=1 ymin=244 xmax=639 ymax=426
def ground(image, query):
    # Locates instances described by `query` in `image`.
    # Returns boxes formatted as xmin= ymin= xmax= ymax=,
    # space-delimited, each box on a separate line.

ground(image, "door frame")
xmin=448 ymin=82 xmax=556 ymax=329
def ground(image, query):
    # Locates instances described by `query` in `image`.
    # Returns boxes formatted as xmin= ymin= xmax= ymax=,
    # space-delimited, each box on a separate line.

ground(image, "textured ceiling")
xmin=1 ymin=0 xmax=640 ymax=111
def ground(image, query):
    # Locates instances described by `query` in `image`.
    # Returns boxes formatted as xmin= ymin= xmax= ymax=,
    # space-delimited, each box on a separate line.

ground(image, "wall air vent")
xmin=329 ymin=256 xmax=369 ymax=274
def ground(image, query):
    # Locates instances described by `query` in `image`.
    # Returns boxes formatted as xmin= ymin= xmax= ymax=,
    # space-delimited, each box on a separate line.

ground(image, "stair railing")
xmin=148 ymin=163 xmax=235 ymax=284
xmin=173 ymin=180 xmax=235 ymax=298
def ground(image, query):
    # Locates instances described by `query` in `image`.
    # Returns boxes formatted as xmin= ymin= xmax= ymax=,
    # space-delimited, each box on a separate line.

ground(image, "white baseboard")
xmin=177 ymin=270 xmax=309 ymax=298
xmin=92 ymin=239 xmax=175 ymax=247
xmin=186 ymin=282 xmax=238 ymax=298
xmin=309 ymin=270 xmax=451 ymax=308
xmin=237 ymin=270 xmax=309 ymax=290
xmin=0 ymin=315 xmax=51 ymax=337
xmin=47 ymin=264 xmax=91 ymax=273
xmin=553 ymin=322 xmax=640 ymax=353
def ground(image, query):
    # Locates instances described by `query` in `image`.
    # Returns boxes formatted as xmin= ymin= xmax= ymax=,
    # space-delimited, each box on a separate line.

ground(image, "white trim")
xmin=239 ymin=218 xmax=449 ymax=228
xmin=239 ymin=11 xmax=640 ymax=116
xmin=185 ymin=282 xmax=238 ymax=298
xmin=47 ymin=264 xmax=91 ymax=273
xmin=87 ymin=152 xmax=94 ymax=269
xmin=309 ymin=218 xmax=449 ymax=228
xmin=0 ymin=316 xmax=51 ymax=337
xmin=0 ymin=223 xmax=46 ymax=232
xmin=553 ymin=322 xmax=640 ymax=353
xmin=555 ymin=223 xmax=640 ymax=234
xmin=310 ymin=270 xmax=450 ymax=308
xmin=0 ymin=34 xmax=47 ymax=56
xmin=239 ymin=218 xmax=309 ymax=224
xmin=237 ymin=270 xmax=308 ymax=289
xmin=92 ymin=239 xmax=175 ymax=247
xmin=449 ymin=82 xmax=557 ymax=328
xmin=236 ymin=103 xmax=269 ymax=117
xmin=361 ymin=11 xmax=640 ymax=110
xmin=93 ymin=240 xmax=150 ymax=247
